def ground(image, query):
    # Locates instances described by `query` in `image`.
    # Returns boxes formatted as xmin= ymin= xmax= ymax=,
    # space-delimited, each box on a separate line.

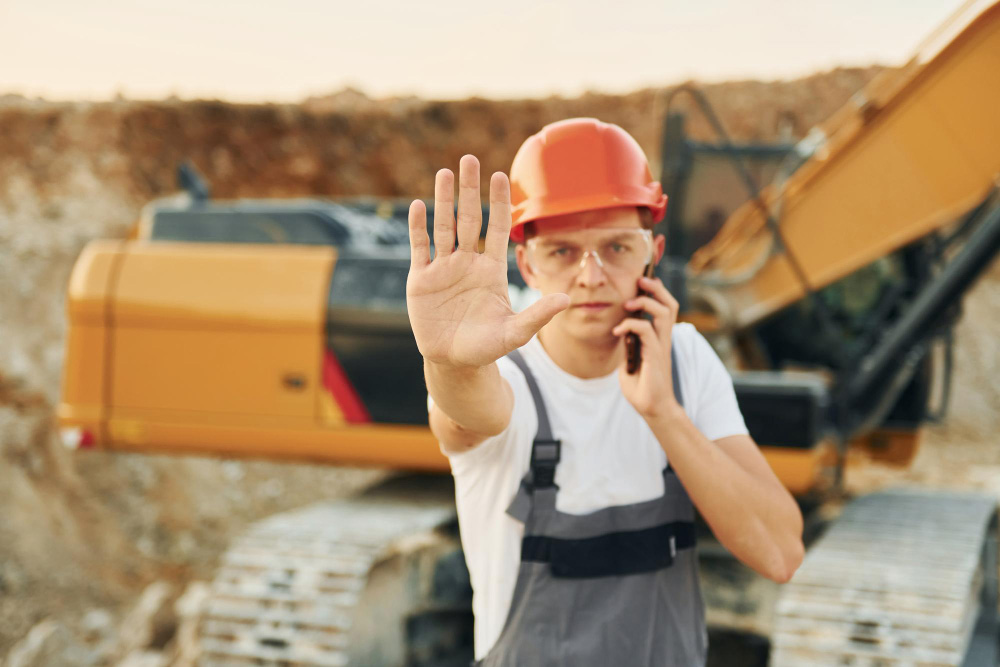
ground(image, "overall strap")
xmin=670 ymin=343 xmax=683 ymax=408
xmin=506 ymin=341 xmax=684 ymax=488
xmin=501 ymin=341 xmax=697 ymax=580
xmin=666 ymin=343 xmax=683 ymax=473
xmin=506 ymin=349 xmax=560 ymax=489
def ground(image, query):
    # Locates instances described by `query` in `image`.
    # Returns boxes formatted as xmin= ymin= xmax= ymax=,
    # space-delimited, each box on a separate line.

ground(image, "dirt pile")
xmin=4 ymin=64 xmax=998 ymax=662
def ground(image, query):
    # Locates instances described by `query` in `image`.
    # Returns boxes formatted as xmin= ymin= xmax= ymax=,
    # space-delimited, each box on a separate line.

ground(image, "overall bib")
xmin=476 ymin=344 xmax=708 ymax=667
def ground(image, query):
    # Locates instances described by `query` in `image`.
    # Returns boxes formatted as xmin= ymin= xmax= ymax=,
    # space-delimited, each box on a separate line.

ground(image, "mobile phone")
xmin=625 ymin=262 xmax=657 ymax=374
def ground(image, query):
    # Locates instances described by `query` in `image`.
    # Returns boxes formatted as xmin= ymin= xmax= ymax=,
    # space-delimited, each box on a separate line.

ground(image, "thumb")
xmin=506 ymin=293 xmax=570 ymax=348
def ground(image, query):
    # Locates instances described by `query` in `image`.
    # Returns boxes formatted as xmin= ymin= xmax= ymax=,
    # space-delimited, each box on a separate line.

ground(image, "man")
xmin=406 ymin=118 xmax=804 ymax=666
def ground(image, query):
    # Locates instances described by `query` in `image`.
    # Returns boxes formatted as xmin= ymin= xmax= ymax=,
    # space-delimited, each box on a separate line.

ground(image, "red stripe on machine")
xmin=322 ymin=350 xmax=371 ymax=423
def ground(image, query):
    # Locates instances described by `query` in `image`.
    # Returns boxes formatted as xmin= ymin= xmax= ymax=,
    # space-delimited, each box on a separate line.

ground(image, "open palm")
xmin=406 ymin=155 xmax=569 ymax=369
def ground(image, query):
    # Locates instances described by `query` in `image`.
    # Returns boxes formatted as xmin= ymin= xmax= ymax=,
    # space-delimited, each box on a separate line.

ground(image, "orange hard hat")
xmin=508 ymin=118 xmax=667 ymax=242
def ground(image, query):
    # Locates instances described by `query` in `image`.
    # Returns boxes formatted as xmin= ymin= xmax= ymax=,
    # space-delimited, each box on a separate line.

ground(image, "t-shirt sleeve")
xmin=426 ymin=357 xmax=536 ymax=478
xmin=687 ymin=326 xmax=750 ymax=441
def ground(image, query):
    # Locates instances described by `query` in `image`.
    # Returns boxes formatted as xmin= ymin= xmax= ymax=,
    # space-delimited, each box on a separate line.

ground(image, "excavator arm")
xmin=687 ymin=0 xmax=1000 ymax=331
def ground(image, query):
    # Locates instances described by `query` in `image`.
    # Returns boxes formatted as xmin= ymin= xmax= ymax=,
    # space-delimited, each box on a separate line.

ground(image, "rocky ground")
xmin=2 ymin=65 xmax=998 ymax=665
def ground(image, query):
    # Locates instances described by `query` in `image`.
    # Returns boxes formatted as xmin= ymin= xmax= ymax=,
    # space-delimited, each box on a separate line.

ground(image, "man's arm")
xmin=648 ymin=413 xmax=804 ymax=583
xmin=611 ymin=277 xmax=803 ymax=583
xmin=407 ymin=156 xmax=567 ymax=455
xmin=426 ymin=360 xmax=513 ymax=453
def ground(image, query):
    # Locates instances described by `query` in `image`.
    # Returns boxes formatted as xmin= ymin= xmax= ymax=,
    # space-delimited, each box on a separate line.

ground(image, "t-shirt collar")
xmin=525 ymin=335 xmax=621 ymax=394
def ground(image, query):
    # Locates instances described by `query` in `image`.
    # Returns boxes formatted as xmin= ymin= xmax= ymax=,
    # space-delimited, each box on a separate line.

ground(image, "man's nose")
xmin=576 ymin=251 xmax=607 ymax=287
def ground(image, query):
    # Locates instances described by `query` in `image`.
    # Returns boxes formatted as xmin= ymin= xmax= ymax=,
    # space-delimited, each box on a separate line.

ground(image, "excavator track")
xmin=770 ymin=488 xmax=999 ymax=666
xmin=194 ymin=475 xmax=471 ymax=667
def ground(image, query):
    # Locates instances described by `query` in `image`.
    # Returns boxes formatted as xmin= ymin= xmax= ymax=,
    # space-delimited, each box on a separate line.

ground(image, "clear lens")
xmin=527 ymin=228 xmax=652 ymax=277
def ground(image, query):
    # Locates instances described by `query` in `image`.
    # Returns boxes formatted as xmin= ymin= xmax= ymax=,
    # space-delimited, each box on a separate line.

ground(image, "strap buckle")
xmin=530 ymin=439 xmax=561 ymax=489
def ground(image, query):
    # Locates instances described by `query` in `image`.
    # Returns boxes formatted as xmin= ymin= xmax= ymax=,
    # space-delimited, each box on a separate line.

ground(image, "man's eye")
xmin=607 ymin=242 xmax=636 ymax=255
xmin=551 ymin=247 xmax=571 ymax=257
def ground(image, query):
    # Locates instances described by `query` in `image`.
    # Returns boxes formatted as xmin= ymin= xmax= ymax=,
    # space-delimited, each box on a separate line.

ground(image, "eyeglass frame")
xmin=523 ymin=227 xmax=655 ymax=278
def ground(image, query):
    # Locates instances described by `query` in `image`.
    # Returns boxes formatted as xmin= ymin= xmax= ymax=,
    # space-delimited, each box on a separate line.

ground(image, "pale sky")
xmin=0 ymin=0 xmax=969 ymax=102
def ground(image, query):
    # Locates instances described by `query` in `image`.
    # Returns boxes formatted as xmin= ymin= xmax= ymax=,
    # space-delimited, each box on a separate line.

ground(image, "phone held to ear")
xmin=625 ymin=263 xmax=656 ymax=374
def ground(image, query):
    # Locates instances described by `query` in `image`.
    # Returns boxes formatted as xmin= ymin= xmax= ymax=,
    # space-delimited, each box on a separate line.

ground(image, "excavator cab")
xmin=58 ymin=186 xmax=525 ymax=470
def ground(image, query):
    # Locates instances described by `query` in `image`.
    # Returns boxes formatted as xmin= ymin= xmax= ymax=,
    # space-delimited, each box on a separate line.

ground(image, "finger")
xmin=636 ymin=276 xmax=678 ymax=347
xmin=624 ymin=295 xmax=671 ymax=319
xmin=433 ymin=168 xmax=456 ymax=258
xmin=612 ymin=318 xmax=662 ymax=356
xmin=506 ymin=293 xmax=570 ymax=348
xmin=625 ymin=295 xmax=675 ymax=345
xmin=638 ymin=276 xmax=679 ymax=311
xmin=456 ymin=154 xmax=483 ymax=252
xmin=408 ymin=199 xmax=430 ymax=267
xmin=485 ymin=172 xmax=512 ymax=261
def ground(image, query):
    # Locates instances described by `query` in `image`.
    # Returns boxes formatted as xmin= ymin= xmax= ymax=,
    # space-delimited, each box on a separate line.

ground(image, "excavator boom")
xmin=689 ymin=0 xmax=1000 ymax=330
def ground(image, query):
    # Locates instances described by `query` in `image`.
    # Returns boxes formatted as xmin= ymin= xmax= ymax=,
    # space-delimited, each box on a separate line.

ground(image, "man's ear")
xmin=515 ymin=244 xmax=539 ymax=289
xmin=653 ymin=233 xmax=666 ymax=264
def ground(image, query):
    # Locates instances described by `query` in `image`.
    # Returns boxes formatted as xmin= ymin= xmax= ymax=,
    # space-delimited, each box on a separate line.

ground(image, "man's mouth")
xmin=572 ymin=302 xmax=612 ymax=311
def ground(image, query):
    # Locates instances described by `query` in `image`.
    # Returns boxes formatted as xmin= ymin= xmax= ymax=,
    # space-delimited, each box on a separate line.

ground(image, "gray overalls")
xmin=476 ymin=344 xmax=708 ymax=666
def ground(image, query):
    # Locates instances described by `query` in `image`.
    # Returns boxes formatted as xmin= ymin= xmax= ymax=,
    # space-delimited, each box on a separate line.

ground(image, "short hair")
xmin=638 ymin=207 xmax=655 ymax=229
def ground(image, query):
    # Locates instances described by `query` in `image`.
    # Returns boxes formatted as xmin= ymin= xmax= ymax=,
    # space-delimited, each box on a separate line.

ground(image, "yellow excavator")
xmin=59 ymin=1 xmax=1000 ymax=664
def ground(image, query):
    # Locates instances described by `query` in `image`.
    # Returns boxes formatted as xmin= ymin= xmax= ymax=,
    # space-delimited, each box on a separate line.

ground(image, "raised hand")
xmin=406 ymin=155 xmax=569 ymax=369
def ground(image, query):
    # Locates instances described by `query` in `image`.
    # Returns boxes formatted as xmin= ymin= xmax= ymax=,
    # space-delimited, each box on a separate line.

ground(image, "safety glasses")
xmin=525 ymin=228 xmax=653 ymax=278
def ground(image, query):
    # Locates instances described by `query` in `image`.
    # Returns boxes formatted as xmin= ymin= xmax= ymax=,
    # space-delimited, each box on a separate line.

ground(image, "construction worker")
xmin=406 ymin=118 xmax=804 ymax=666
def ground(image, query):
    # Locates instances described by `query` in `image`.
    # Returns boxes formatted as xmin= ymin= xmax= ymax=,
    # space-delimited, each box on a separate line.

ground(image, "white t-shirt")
xmin=428 ymin=323 xmax=749 ymax=660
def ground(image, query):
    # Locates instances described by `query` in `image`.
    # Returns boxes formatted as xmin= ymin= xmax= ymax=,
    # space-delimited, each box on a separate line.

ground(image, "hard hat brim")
xmin=510 ymin=189 xmax=667 ymax=243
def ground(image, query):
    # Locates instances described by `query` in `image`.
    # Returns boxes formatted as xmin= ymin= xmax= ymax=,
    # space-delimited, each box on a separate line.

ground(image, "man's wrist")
xmin=424 ymin=358 xmax=509 ymax=434
xmin=424 ymin=357 xmax=496 ymax=385
xmin=643 ymin=399 xmax=687 ymax=431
